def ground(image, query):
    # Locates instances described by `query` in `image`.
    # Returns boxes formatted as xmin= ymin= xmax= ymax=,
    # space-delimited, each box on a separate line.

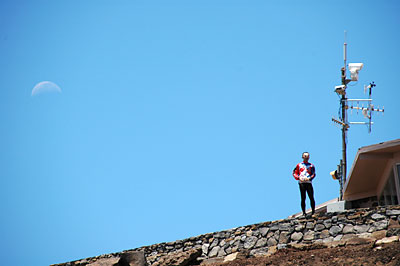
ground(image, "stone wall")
xmin=52 ymin=205 xmax=400 ymax=266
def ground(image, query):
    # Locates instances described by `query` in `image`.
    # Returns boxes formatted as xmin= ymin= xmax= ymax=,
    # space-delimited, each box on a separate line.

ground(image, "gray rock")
xmin=259 ymin=227 xmax=269 ymax=236
xmin=303 ymin=231 xmax=315 ymax=241
xmin=371 ymin=213 xmax=386 ymax=220
xmin=319 ymin=229 xmax=330 ymax=239
xmin=217 ymin=248 xmax=226 ymax=257
xmin=120 ymin=251 xmax=147 ymax=266
xmin=215 ymin=232 xmax=227 ymax=238
xmin=387 ymin=228 xmax=400 ymax=237
xmin=267 ymin=237 xmax=278 ymax=246
xmin=323 ymin=221 xmax=332 ymax=229
xmin=273 ymin=230 xmax=280 ymax=240
xmin=333 ymin=234 xmax=343 ymax=241
xmin=295 ymin=224 xmax=304 ymax=231
xmin=329 ymin=225 xmax=342 ymax=236
xmin=354 ymin=225 xmax=369 ymax=234
xmin=208 ymin=246 xmax=220 ymax=258
xmin=386 ymin=210 xmax=400 ymax=216
xmin=277 ymin=244 xmax=287 ymax=250
xmin=244 ymin=236 xmax=258 ymax=249
xmin=193 ymin=244 xmax=202 ymax=250
xmin=279 ymin=232 xmax=290 ymax=244
xmin=358 ymin=232 xmax=372 ymax=239
xmin=250 ymin=248 xmax=269 ymax=256
xmin=322 ymin=237 xmax=334 ymax=243
xmin=266 ymin=231 xmax=275 ymax=238
xmin=306 ymin=222 xmax=314 ymax=229
xmin=210 ymin=239 xmax=219 ymax=249
xmin=270 ymin=224 xmax=279 ymax=231
xmin=225 ymin=247 xmax=232 ymax=254
xmin=291 ymin=232 xmax=303 ymax=241
xmin=315 ymin=224 xmax=325 ymax=231
xmin=87 ymin=257 xmax=120 ymax=266
xmin=246 ymin=230 xmax=254 ymax=237
xmin=343 ymin=224 xmax=354 ymax=234
xmin=231 ymin=240 xmax=240 ymax=250
xmin=202 ymin=244 xmax=209 ymax=255
xmin=255 ymin=238 xmax=268 ymax=248
xmin=279 ymin=223 xmax=292 ymax=231
xmin=373 ymin=220 xmax=388 ymax=231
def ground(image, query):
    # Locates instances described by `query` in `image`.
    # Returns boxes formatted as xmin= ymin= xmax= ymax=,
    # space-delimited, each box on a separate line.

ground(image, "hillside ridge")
xmin=52 ymin=205 xmax=400 ymax=266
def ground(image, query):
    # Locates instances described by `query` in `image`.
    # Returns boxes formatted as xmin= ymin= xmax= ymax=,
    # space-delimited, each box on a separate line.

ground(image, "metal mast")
xmin=331 ymin=32 xmax=384 ymax=200
xmin=341 ymin=34 xmax=348 ymax=182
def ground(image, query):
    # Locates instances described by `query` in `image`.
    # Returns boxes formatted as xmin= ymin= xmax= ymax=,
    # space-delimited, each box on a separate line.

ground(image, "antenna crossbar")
xmin=349 ymin=122 xmax=374 ymax=125
xmin=347 ymin=99 xmax=372 ymax=102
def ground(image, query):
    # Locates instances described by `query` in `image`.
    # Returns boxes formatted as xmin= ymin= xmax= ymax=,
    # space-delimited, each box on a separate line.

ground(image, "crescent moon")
xmin=31 ymin=81 xmax=62 ymax=96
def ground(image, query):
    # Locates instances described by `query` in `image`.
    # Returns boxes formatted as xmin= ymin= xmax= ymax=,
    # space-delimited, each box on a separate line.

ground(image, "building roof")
xmin=343 ymin=139 xmax=400 ymax=201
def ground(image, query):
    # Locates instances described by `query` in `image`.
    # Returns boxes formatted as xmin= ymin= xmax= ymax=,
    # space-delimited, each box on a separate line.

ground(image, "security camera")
xmin=335 ymin=85 xmax=345 ymax=90
xmin=348 ymin=63 xmax=364 ymax=81
xmin=334 ymin=85 xmax=346 ymax=95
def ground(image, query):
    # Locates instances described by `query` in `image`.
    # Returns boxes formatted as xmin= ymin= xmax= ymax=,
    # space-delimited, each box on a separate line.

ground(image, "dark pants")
xmin=299 ymin=183 xmax=315 ymax=215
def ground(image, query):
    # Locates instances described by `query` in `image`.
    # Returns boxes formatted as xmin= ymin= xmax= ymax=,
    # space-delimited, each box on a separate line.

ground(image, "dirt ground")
xmin=205 ymin=242 xmax=400 ymax=266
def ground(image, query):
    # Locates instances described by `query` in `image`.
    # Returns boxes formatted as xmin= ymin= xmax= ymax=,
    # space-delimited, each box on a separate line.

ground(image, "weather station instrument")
xmin=331 ymin=32 xmax=384 ymax=201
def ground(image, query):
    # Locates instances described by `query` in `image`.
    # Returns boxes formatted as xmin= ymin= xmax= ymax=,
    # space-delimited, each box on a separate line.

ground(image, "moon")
xmin=31 ymin=81 xmax=62 ymax=96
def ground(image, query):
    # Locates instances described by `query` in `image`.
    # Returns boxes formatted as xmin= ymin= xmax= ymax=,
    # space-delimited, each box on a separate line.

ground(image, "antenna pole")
xmin=332 ymin=32 xmax=383 ymax=201
xmin=341 ymin=31 xmax=348 ymax=183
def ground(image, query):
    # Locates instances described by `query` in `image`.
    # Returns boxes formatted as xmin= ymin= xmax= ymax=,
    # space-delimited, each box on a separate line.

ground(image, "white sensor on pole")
xmin=348 ymin=63 xmax=364 ymax=81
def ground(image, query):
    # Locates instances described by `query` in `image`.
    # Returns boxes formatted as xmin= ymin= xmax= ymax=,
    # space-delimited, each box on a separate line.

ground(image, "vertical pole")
xmin=338 ymin=160 xmax=343 ymax=201
xmin=341 ymin=36 xmax=348 ymax=187
xmin=341 ymin=94 xmax=347 ymax=183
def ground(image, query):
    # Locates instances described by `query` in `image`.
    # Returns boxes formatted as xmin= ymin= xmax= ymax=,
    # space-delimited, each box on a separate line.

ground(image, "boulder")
xmin=87 ymin=257 xmax=120 ymax=266
xmin=152 ymin=248 xmax=202 ymax=266
xmin=386 ymin=210 xmax=400 ymax=216
xmin=290 ymin=232 xmax=303 ymax=242
xmin=371 ymin=213 xmax=385 ymax=220
xmin=375 ymin=236 xmax=399 ymax=245
xmin=303 ymin=231 xmax=314 ymax=241
xmin=244 ymin=236 xmax=258 ymax=249
xmin=223 ymin=252 xmax=240 ymax=262
xmin=259 ymin=227 xmax=269 ymax=236
xmin=342 ymin=224 xmax=354 ymax=234
xmin=208 ymin=246 xmax=220 ymax=258
xmin=371 ymin=230 xmax=387 ymax=240
xmin=255 ymin=238 xmax=268 ymax=248
xmin=354 ymin=225 xmax=369 ymax=234
xmin=329 ymin=226 xmax=342 ymax=236
xmin=267 ymin=237 xmax=277 ymax=246
xmin=315 ymin=224 xmax=325 ymax=231
xmin=120 ymin=251 xmax=147 ymax=266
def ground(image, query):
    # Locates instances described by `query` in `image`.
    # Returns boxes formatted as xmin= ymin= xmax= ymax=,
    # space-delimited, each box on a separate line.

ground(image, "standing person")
xmin=293 ymin=152 xmax=316 ymax=216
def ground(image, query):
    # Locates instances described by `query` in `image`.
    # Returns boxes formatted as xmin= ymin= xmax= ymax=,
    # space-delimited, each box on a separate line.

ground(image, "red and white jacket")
xmin=293 ymin=161 xmax=316 ymax=183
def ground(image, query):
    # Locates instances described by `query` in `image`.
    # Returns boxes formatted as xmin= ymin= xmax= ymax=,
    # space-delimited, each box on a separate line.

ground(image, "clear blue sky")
xmin=1 ymin=1 xmax=399 ymax=265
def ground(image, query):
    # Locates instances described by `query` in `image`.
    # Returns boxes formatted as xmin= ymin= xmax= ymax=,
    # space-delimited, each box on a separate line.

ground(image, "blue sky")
xmin=1 ymin=1 xmax=399 ymax=265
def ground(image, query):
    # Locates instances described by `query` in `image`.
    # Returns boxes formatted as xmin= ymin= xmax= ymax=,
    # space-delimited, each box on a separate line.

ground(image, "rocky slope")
xmin=52 ymin=206 xmax=400 ymax=266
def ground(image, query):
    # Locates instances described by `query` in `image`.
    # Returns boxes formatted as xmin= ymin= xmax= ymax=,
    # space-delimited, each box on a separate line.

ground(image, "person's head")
xmin=302 ymin=152 xmax=310 ymax=162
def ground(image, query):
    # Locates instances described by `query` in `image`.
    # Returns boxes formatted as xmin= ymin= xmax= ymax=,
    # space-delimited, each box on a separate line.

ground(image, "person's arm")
xmin=293 ymin=164 xmax=300 ymax=180
xmin=309 ymin=165 xmax=316 ymax=180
